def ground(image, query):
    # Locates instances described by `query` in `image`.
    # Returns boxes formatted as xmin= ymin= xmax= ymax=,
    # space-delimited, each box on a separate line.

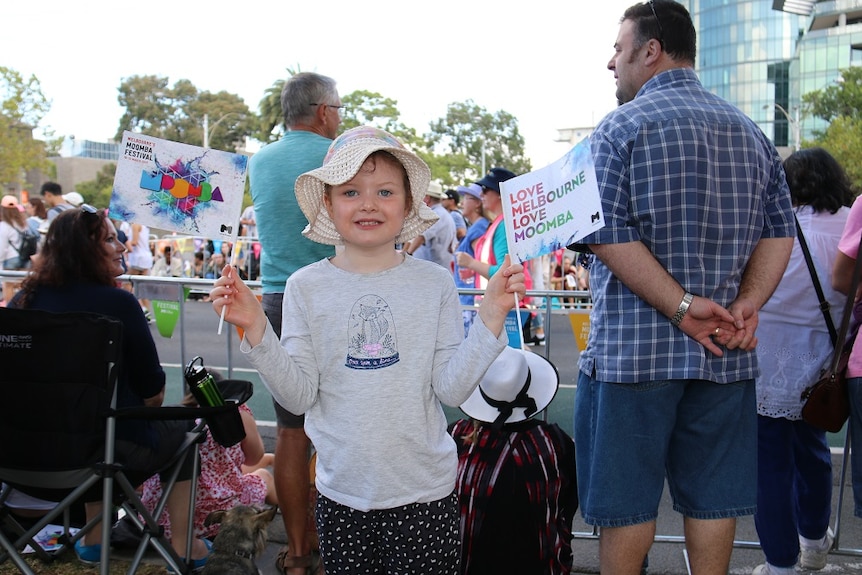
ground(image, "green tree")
xmin=803 ymin=67 xmax=862 ymax=123
xmin=256 ymin=65 xmax=303 ymax=143
xmin=341 ymin=91 xmax=416 ymax=138
xmin=815 ymin=116 xmax=862 ymax=192
xmin=258 ymin=79 xmax=285 ymax=143
xmin=74 ymin=164 xmax=117 ymax=209
xmin=115 ymin=75 xmax=255 ymax=152
xmin=803 ymin=67 xmax=862 ymax=190
xmin=426 ymin=100 xmax=531 ymax=187
xmin=0 ymin=67 xmax=56 ymax=189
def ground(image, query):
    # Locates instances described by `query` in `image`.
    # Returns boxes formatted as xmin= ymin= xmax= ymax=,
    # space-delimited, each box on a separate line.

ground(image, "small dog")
xmin=200 ymin=505 xmax=277 ymax=575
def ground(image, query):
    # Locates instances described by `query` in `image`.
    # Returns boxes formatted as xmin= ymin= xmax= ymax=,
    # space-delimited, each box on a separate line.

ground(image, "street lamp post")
xmin=763 ymin=104 xmax=801 ymax=151
xmin=203 ymin=113 xmax=209 ymax=148
xmin=202 ymin=112 xmax=243 ymax=149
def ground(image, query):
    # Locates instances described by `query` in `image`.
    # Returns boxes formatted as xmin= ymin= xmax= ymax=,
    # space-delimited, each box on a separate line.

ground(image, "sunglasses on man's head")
xmin=648 ymin=0 xmax=665 ymax=48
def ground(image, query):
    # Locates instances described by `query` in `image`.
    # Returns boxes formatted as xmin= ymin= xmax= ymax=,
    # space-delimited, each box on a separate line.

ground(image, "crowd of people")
xmin=8 ymin=2 xmax=862 ymax=575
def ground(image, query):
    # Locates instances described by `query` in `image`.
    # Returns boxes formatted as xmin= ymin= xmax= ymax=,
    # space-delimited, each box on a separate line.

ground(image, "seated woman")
xmin=9 ymin=206 xmax=211 ymax=569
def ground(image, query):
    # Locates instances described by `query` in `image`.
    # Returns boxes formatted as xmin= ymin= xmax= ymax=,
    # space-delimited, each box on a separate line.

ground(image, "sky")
xmin=3 ymin=0 xmax=633 ymax=169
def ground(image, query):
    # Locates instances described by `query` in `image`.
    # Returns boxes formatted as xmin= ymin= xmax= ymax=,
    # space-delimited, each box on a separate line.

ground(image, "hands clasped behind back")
xmin=678 ymin=294 xmax=757 ymax=357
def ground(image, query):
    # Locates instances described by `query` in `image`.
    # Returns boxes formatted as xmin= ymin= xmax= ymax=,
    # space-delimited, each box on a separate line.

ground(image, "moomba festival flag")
xmin=110 ymin=131 xmax=247 ymax=243
xmin=499 ymin=137 xmax=604 ymax=264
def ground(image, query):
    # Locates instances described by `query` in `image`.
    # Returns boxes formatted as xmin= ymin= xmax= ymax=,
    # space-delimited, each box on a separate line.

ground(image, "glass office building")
xmin=687 ymin=0 xmax=862 ymax=149
xmin=789 ymin=1 xmax=862 ymax=139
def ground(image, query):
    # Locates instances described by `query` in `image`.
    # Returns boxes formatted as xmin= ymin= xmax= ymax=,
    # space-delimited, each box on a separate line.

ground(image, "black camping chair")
xmin=0 ymin=308 xmax=251 ymax=575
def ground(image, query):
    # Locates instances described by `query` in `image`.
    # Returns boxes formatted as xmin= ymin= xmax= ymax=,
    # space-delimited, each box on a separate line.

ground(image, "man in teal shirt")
xmin=248 ymin=71 xmax=341 ymax=574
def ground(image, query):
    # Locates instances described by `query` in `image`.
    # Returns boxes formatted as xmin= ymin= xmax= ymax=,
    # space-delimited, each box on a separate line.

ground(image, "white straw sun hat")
xmin=295 ymin=126 xmax=439 ymax=246
xmin=460 ymin=347 xmax=560 ymax=429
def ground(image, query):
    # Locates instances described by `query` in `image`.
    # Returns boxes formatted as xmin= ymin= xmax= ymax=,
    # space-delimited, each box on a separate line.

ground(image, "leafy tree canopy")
xmin=74 ymin=163 xmax=117 ymax=209
xmin=116 ymin=75 xmax=255 ymax=152
xmin=812 ymin=116 xmax=862 ymax=192
xmin=427 ymin=100 xmax=532 ymax=187
xmin=803 ymin=67 xmax=862 ymax=123
xmin=84 ymin=70 xmax=532 ymax=205
xmin=804 ymin=67 xmax=862 ymax=190
xmin=252 ymin=73 xmax=524 ymax=189
xmin=0 ymin=67 xmax=57 ymax=189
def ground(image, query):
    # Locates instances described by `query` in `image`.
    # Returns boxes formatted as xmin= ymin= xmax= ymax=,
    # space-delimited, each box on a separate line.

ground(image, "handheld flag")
xmin=110 ymin=131 xmax=247 ymax=243
xmin=500 ymin=137 xmax=604 ymax=264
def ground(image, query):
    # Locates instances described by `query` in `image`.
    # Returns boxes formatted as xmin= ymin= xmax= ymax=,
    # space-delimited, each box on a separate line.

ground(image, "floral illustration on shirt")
xmin=345 ymin=295 xmax=399 ymax=370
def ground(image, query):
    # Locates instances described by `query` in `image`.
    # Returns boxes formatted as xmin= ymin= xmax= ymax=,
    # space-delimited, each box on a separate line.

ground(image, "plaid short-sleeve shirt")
xmin=578 ymin=68 xmax=794 ymax=384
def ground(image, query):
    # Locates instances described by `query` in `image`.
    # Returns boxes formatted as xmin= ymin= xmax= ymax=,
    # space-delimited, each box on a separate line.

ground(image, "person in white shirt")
xmin=151 ymin=245 xmax=184 ymax=278
xmin=240 ymin=205 xmax=256 ymax=238
xmin=403 ymin=181 xmax=456 ymax=269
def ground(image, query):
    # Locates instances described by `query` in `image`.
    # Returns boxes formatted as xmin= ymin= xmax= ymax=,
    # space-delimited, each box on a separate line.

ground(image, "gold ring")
xmin=714 ymin=327 xmax=721 ymax=336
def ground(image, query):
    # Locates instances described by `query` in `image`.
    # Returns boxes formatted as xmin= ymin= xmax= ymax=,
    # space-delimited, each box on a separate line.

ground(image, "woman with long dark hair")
xmin=11 ymin=207 xmax=212 ymax=569
xmin=754 ymin=147 xmax=855 ymax=575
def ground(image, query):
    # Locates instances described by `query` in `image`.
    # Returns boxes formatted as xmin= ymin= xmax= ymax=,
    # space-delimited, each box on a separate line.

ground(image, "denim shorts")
xmin=574 ymin=372 xmax=757 ymax=527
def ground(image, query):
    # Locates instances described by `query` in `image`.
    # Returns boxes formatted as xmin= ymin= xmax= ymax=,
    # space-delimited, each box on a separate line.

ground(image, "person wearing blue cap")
xmin=455 ymin=167 xmax=523 ymax=293
xmin=456 ymin=168 xmax=544 ymax=344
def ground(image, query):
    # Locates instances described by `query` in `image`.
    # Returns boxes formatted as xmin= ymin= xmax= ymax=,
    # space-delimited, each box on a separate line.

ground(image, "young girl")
xmin=211 ymin=126 xmax=525 ymax=574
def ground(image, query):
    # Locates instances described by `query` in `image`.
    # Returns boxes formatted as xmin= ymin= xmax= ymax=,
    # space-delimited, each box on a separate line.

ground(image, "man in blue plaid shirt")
xmin=571 ymin=2 xmax=795 ymax=574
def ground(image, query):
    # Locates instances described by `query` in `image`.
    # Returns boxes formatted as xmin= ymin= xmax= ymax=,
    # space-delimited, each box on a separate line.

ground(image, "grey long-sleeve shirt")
xmin=243 ymin=256 xmax=507 ymax=511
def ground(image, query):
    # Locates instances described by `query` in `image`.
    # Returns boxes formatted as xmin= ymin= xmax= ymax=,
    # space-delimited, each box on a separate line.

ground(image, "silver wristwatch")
xmin=670 ymin=292 xmax=694 ymax=327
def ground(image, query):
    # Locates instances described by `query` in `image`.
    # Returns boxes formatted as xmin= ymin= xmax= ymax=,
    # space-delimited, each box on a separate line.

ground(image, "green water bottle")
xmin=184 ymin=356 xmax=225 ymax=407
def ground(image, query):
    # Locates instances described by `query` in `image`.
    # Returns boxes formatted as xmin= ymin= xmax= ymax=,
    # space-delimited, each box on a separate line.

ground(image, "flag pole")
xmin=217 ymin=243 xmax=239 ymax=335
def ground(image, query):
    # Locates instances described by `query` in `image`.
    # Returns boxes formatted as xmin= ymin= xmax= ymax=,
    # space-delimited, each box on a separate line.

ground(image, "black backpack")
xmin=12 ymin=226 xmax=39 ymax=268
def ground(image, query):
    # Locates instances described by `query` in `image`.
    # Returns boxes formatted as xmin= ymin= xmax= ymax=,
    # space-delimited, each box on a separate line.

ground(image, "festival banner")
xmin=499 ymin=137 xmax=604 ymax=263
xmin=153 ymin=300 xmax=181 ymax=339
xmin=567 ymin=310 xmax=592 ymax=352
xmin=136 ymin=283 xmax=184 ymax=339
xmin=110 ymin=131 xmax=247 ymax=243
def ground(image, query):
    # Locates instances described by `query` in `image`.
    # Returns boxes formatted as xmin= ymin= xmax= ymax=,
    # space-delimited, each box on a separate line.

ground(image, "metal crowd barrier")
xmin=0 ymin=270 xmax=587 ymax=376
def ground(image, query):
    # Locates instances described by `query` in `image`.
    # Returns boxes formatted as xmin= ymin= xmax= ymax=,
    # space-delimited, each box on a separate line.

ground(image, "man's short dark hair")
xmin=624 ymin=0 xmax=696 ymax=63
xmin=40 ymin=182 xmax=62 ymax=196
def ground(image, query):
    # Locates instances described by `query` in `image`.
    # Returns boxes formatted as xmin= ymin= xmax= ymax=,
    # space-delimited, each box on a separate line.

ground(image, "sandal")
xmin=276 ymin=545 xmax=322 ymax=574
